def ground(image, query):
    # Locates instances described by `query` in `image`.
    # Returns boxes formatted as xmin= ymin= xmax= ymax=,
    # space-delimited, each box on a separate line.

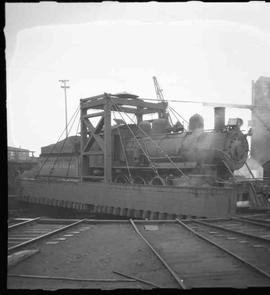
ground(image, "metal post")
xmin=136 ymin=106 xmax=143 ymax=124
xmin=59 ymin=80 xmax=70 ymax=138
xmin=251 ymin=80 xmax=255 ymax=105
xmin=104 ymin=93 xmax=112 ymax=183
xmin=80 ymin=100 xmax=88 ymax=181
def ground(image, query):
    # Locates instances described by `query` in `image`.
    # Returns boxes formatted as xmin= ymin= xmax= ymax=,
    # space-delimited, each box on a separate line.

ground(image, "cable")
xmin=112 ymin=111 xmax=132 ymax=180
xmin=35 ymin=105 xmax=80 ymax=178
xmin=168 ymin=105 xmax=189 ymax=126
xmin=114 ymin=102 xmax=190 ymax=183
xmin=168 ymin=106 xmax=178 ymax=122
xmin=113 ymin=105 xmax=161 ymax=178
xmin=65 ymin=114 xmax=81 ymax=178
xmin=48 ymin=107 xmax=80 ymax=179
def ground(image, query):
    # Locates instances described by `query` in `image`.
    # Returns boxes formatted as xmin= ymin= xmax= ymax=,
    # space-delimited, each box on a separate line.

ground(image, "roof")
xmin=256 ymin=76 xmax=270 ymax=84
xmin=8 ymin=146 xmax=31 ymax=152
xmin=41 ymin=136 xmax=80 ymax=155
xmin=112 ymin=92 xmax=140 ymax=99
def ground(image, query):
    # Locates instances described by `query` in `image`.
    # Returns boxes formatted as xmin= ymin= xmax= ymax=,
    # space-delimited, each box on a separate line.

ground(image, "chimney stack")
xmin=214 ymin=107 xmax=225 ymax=131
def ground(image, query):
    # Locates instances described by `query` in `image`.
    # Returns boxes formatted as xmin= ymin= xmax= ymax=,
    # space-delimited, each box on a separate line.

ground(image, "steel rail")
xmin=8 ymin=219 xmax=86 ymax=253
xmin=129 ymin=219 xmax=186 ymax=289
xmin=8 ymin=217 xmax=40 ymax=230
xmin=237 ymin=216 xmax=270 ymax=226
xmin=8 ymin=274 xmax=135 ymax=283
xmin=37 ymin=218 xmax=81 ymax=224
xmin=175 ymin=218 xmax=270 ymax=281
xmin=232 ymin=217 xmax=270 ymax=229
xmin=113 ymin=271 xmax=161 ymax=288
xmin=190 ymin=219 xmax=270 ymax=243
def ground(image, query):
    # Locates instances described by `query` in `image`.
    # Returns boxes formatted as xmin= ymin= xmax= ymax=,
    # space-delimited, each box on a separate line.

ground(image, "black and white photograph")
xmin=6 ymin=1 xmax=270 ymax=290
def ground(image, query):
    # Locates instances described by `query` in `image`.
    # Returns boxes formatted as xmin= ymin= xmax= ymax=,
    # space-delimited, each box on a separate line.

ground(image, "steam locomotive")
xmin=35 ymin=106 xmax=249 ymax=187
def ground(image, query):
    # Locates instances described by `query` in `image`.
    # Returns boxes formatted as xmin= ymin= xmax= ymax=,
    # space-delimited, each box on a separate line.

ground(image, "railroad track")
xmin=7 ymin=217 xmax=270 ymax=288
xmin=182 ymin=218 xmax=270 ymax=275
xmin=186 ymin=217 xmax=270 ymax=242
xmin=8 ymin=217 xmax=39 ymax=227
xmin=237 ymin=216 xmax=270 ymax=226
xmin=129 ymin=219 xmax=270 ymax=288
xmin=8 ymin=218 xmax=85 ymax=254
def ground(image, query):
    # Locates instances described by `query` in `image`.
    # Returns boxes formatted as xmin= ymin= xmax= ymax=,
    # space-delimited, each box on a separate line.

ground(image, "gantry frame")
xmin=80 ymin=93 xmax=168 ymax=183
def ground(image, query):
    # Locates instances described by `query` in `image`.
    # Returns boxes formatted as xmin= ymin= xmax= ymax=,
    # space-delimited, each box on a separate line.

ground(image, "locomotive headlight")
xmin=227 ymin=118 xmax=243 ymax=128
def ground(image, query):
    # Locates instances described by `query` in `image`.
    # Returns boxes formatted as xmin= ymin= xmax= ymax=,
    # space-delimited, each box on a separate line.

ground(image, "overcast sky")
xmin=5 ymin=2 xmax=270 ymax=155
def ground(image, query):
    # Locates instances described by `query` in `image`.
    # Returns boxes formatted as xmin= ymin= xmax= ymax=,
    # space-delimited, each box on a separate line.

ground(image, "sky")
xmin=5 ymin=2 xmax=270 ymax=155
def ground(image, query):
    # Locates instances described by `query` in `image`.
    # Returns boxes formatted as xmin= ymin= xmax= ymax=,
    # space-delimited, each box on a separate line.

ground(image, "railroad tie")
xmin=149 ymin=211 xmax=155 ymax=220
xmin=109 ymin=206 xmax=114 ymax=215
xmin=159 ymin=212 xmax=166 ymax=220
xmin=122 ymin=208 xmax=128 ymax=217
xmin=166 ymin=214 xmax=174 ymax=220
xmin=134 ymin=210 xmax=141 ymax=219
xmin=142 ymin=210 xmax=148 ymax=220
xmin=112 ymin=207 xmax=118 ymax=216
xmin=176 ymin=218 xmax=270 ymax=281
xmin=129 ymin=219 xmax=186 ymax=289
xmin=119 ymin=208 xmax=125 ymax=217
xmin=127 ymin=208 xmax=134 ymax=217
xmin=103 ymin=206 xmax=108 ymax=215
xmin=139 ymin=210 xmax=144 ymax=219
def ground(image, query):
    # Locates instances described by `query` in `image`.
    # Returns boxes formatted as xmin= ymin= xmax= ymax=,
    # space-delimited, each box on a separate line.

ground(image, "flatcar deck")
xmin=7 ymin=217 xmax=270 ymax=289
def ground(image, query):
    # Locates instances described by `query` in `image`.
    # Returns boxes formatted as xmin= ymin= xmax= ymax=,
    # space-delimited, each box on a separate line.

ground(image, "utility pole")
xmin=59 ymin=80 xmax=70 ymax=138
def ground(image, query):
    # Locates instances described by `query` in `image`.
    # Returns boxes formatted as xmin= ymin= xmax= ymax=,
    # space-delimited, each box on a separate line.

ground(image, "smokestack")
xmin=214 ymin=107 xmax=225 ymax=131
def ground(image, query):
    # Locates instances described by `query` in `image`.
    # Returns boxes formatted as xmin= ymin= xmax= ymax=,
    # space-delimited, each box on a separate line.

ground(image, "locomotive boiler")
xmin=89 ymin=106 xmax=249 ymax=185
xmin=34 ymin=102 xmax=249 ymax=188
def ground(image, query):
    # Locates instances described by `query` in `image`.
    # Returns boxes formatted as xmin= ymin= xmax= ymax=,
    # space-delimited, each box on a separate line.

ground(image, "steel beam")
xmin=81 ymin=98 xmax=106 ymax=109
xmin=83 ymin=116 xmax=104 ymax=152
xmin=83 ymin=111 xmax=104 ymax=119
xmin=104 ymin=94 xmax=112 ymax=183
xmin=83 ymin=118 xmax=104 ymax=151
xmin=80 ymin=94 xmax=105 ymax=103
xmin=110 ymin=96 xmax=167 ymax=110
xmin=136 ymin=106 xmax=143 ymax=123
xmin=80 ymin=107 xmax=88 ymax=180
xmin=111 ymin=105 xmax=138 ymax=114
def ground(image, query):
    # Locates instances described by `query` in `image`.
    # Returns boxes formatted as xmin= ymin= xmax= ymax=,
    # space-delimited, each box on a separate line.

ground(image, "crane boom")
xmin=153 ymin=76 xmax=165 ymax=101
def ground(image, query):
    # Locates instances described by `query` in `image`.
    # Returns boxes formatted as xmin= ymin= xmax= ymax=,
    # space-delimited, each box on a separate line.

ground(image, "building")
xmin=8 ymin=146 xmax=38 ymax=194
xmin=8 ymin=146 xmax=35 ymax=161
xmin=250 ymin=76 xmax=270 ymax=179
